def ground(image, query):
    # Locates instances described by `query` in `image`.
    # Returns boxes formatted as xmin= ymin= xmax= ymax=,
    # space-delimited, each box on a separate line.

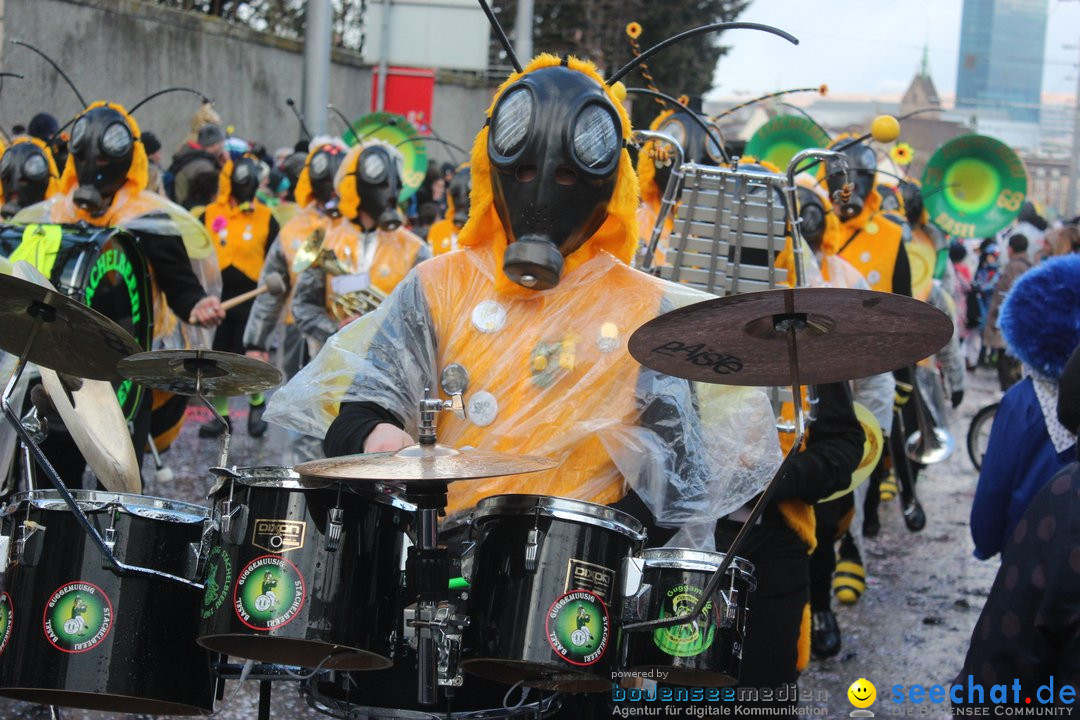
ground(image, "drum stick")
xmin=218 ymin=272 xmax=286 ymax=312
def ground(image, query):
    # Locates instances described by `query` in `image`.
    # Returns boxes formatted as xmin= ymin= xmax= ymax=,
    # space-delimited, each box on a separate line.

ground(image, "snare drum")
xmin=620 ymin=548 xmax=756 ymax=687
xmin=197 ymin=467 xmax=411 ymax=670
xmin=0 ymin=490 xmax=215 ymax=715
xmin=464 ymin=494 xmax=646 ymax=693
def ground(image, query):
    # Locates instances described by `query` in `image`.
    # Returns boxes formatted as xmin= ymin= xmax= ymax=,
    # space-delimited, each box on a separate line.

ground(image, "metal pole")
xmin=1066 ymin=43 xmax=1080 ymax=217
xmin=375 ymin=0 xmax=393 ymax=112
xmin=514 ymin=0 xmax=534 ymax=66
xmin=303 ymin=0 xmax=332 ymax=136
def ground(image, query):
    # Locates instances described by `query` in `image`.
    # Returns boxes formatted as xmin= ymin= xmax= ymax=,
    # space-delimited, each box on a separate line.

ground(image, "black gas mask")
xmin=230 ymin=156 xmax=260 ymax=206
xmin=68 ymin=107 xmax=135 ymax=215
xmin=0 ymin=143 xmax=51 ymax=218
xmin=448 ymin=167 xmax=471 ymax=228
xmin=899 ymin=180 xmax=924 ymax=226
xmin=796 ymin=187 xmax=827 ymax=251
xmin=488 ymin=66 xmax=622 ymax=290
xmin=354 ymin=145 xmax=403 ymax=231
xmin=308 ymin=145 xmax=344 ymax=215
xmin=651 ymin=104 xmax=724 ymax=200
xmin=878 ymin=184 xmax=902 ymax=213
xmin=825 ymin=141 xmax=876 ymax=221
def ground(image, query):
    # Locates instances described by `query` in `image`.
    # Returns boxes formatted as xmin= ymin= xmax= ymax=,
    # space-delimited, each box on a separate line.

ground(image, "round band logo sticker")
xmin=546 ymin=589 xmax=609 ymax=666
xmin=0 ymin=592 xmax=12 ymax=656
xmin=234 ymin=555 xmax=305 ymax=631
xmin=201 ymin=546 xmax=233 ymax=619
xmin=653 ymin=583 xmax=715 ymax=657
xmin=43 ymin=581 xmax=113 ymax=653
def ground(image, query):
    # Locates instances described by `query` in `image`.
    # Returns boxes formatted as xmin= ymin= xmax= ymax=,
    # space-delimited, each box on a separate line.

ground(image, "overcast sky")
xmin=708 ymin=0 xmax=1080 ymax=101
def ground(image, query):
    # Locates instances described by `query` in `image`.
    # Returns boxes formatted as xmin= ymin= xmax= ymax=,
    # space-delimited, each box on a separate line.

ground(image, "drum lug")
xmin=324 ymin=506 xmax=344 ymax=552
xmin=16 ymin=520 xmax=45 ymax=567
xmin=524 ymin=527 xmax=544 ymax=572
xmin=719 ymin=588 xmax=738 ymax=628
xmin=100 ymin=526 xmax=117 ymax=569
xmin=458 ymin=540 xmax=475 ymax=583
xmin=621 ymin=555 xmax=645 ymax=597
xmin=0 ymin=535 xmax=8 ymax=578
xmin=220 ymin=500 xmax=248 ymax=545
xmin=621 ymin=582 xmax=652 ymax=623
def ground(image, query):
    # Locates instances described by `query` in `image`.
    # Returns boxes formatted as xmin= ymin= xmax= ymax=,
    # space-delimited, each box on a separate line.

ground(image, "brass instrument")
xmin=905 ymin=372 xmax=954 ymax=465
xmin=290 ymin=227 xmax=387 ymax=323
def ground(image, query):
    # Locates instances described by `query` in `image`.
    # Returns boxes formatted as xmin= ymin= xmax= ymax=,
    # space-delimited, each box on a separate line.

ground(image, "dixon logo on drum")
xmin=546 ymin=590 xmax=610 ymax=666
xmin=653 ymin=584 xmax=715 ymax=658
xmin=201 ymin=546 xmax=233 ymax=619
xmin=42 ymin=581 xmax=113 ymax=654
xmin=252 ymin=519 xmax=306 ymax=553
xmin=0 ymin=592 xmax=12 ymax=656
xmin=234 ymin=555 xmax=305 ymax=631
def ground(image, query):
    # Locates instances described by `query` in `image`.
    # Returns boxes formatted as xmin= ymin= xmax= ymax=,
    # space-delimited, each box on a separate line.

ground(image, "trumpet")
xmin=291 ymin=227 xmax=387 ymax=323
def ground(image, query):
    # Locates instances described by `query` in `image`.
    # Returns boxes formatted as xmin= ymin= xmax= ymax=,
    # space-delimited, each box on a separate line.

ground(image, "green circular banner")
xmin=343 ymin=112 xmax=428 ymax=203
xmin=234 ymin=555 xmax=305 ymax=631
xmin=0 ymin=592 xmax=12 ymax=656
xmin=545 ymin=590 xmax=610 ymax=666
xmin=745 ymin=115 xmax=831 ymax=172
xmin=43 ymin=581 xmax=113 ymax=653
xmin=652 ymin=583 xmax=716 ymax=657
xmin=201 ymin=546 xmax=233 ymax=620
xmin=921 ymin=134 xmax=1027 ymax=239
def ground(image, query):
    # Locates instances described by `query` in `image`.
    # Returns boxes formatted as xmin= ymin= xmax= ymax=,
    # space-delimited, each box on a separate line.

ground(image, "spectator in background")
xmin=412 ymin=201 xmax=439 ymax=242
xmin=950 ymin=242 xmax=978 ymax=371
xmin=27 ymin=112 xmax=66 ymax=171
xmin=972 ymin=240 xmax=1001 ymax=367
xmin=168 ymin=123 xmax=226 ymax=210
xmin=1042 ymin=223 xmax=1080 ymax=258
xmin=142 ymin=131 xmax=165 ymax=194
xmin=984 ymin=234 xmax=1032 ymax=391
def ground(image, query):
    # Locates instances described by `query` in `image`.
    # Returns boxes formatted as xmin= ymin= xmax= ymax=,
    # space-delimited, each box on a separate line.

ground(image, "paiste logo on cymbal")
xmin=252 ymin=519 xmax=306 ymax=553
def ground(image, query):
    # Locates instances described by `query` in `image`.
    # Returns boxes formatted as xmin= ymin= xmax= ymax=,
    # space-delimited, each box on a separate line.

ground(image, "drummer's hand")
xmin=363 ymin=423 xmax=413 ymax=453
xmin=189 ymin=296 xmax=226 ymax=327
xmin=246 ymin=349 xmax=271 ymax=363
xmin=338 ymin=315 xmax=360 ymax=329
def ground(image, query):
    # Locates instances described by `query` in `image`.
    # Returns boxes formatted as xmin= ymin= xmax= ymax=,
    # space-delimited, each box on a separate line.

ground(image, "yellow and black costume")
xmin=0 ymin=135 xmax=60 ymax=218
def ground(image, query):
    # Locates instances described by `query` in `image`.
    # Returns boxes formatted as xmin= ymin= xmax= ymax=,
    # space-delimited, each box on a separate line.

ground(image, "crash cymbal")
xmin=629 ymin=287 xmax=953 ymax=386
xmin=296 ymin=444 xmax=559 ymax=483
xmin=118 ymin=349 xmax=283 ymax=397
xmin=0 ymin=269 xmax=141 ymax=381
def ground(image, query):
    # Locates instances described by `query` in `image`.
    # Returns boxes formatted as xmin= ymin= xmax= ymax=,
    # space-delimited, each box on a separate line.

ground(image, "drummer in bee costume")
xmin=14 ymin=101 xmax=225 ymax=477
xmin=198 ymin=153 xmax=279 ymax=438
xmin=243 ymin=139 xmax=346 ymax=379
xmin=267 ymin=53 xmax=780 ymax=556
xmin=289 ymin=139 xmax=430 ymax=348
xmin=0 ymin=135 xmax=60 ymax=218
xmin=427 ymin=163 xmax=470 ymax=255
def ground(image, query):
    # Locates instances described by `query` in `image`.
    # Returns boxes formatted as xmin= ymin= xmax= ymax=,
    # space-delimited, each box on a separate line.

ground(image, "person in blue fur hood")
xmin=970 ymin=254 xmax=1080 ymax=560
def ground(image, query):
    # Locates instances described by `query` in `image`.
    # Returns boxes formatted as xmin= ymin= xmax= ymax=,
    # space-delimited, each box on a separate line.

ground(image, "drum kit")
xmin=0 ymin=221 xmax=952 ymax=717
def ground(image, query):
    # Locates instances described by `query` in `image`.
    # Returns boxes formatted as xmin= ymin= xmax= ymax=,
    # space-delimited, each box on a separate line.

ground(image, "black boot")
xmin=811 ymin=610 xmax=842 ymax=658
xmin=199 ymin=415 xmax=231 ymax=438
xmin=248 ymin=401 xmax=268 ymax=438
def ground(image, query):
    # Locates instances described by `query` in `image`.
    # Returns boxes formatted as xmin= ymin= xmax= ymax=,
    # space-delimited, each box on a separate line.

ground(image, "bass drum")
xmin=464 ymin=495 xmax=646 ymax=693
xmin=197 ymin=467 xmax=411 ymax=670
xmin=0 ymin=490 xmax=215 ymax=715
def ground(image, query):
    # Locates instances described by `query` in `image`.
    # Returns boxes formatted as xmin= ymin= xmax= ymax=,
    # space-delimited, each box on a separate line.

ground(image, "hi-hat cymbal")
xmin=296 ymin=444 xmax=559 ymax=483
xmin=118 ymin=349 xmax=283 ymax=397
xmin=0 ymin=271 xmax=141 ymax=381
xmin=629 ymin=287 xmax=953 ymax=387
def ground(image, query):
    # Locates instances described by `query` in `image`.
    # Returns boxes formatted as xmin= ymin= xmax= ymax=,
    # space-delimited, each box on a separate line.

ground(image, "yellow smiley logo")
xmin=848 ymin=677 xmax=877 ymax=708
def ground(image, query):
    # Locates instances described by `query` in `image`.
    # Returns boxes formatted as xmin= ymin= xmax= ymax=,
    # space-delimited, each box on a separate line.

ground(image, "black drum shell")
xmin=0 ymin=492 xmax=215 ymax=715
xmin=197 ymin=478 xmax=410 ymax=670
xmin=619 ymin=552 xmax=755 ymax=687
xmin=463 ymin=495 xmax=644 ymax=693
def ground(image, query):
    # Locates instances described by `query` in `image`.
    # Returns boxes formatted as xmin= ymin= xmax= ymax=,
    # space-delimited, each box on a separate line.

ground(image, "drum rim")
xmin=6 ymin=489 xmax=209 ymax=523
xmin=208 ymin=466 xmax=414 ymax=511
xmin=642 ymin=547 xmax=755 ymax=578
xmin=470 ymin=494 xmax=645 ymax=542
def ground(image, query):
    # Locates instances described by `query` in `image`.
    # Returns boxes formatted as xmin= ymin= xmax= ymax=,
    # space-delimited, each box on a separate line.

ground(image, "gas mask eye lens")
xmin=310 ymin=152 xmax=330 ymax=179
xmin=659 ymin=118 xmax=687 ymax=149
xmin=858 ymin=146 xmax=876 ymax=171
xmin=70 ymin=118 xmax=88 ymax=152
xmin=705 ymin=130 xmax=724 ymax=163
xmin=101 ymin=123 xmax=132 ymax=158
xmin=23 ymin=154 xmax=48 ymax=181
xmin=572 ymin=104 xmax=618 ymax=170
xmin=233 ymin=163 xmax=251 ymax=185
xmin=491 ymin=87 xmax=532 ymax=157
xmin=361 ymin=152 xmax=388 ymax=182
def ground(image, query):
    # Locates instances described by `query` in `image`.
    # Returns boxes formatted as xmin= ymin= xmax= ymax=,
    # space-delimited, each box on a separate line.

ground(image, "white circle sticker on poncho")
xmin=468 ymin=391 xmax=498 ymax=427
xmin=472 ymin=301 xmax=507 ymax=334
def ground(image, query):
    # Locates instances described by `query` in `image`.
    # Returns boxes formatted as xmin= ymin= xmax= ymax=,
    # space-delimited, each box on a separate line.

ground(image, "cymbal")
xmin=296 ymin=444 xmax=559 ymax=483
xmin=629 ymin=287 xmax=953 ymax=386
xmin=0 ymin=269 xmax=141 ymax=381
xmin=117 ymin=349 xmax=283 ymax=397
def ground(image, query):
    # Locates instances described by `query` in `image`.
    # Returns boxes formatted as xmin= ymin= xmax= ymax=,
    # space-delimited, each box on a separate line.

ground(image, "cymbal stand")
xmin=634 ymin=129 xmax=684 ymax=272
xmin=624 ymin=304 xmax=808 ymax=633
xmin=0 ymin=306 xmax=203 ymax=589
xmin=183 ymin=357 xmax=233 ymax=469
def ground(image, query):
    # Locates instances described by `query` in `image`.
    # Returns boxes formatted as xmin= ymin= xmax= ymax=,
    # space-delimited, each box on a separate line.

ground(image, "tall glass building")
xmin=955 ymin=0 xmax=1048 ymax=122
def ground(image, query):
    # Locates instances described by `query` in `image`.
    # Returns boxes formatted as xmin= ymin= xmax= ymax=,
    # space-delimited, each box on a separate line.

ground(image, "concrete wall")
xmin=0 ymin=0 xmax=494 ymax=167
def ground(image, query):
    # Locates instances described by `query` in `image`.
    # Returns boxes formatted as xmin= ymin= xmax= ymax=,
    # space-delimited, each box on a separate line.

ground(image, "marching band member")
xmin=0 ymin=136 xmax=60 ymax=218
xmin=427 ymin=163 xmax=470 ymax=255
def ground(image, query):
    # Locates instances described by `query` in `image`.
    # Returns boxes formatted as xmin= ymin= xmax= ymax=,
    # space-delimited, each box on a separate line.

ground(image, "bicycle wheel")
xmin=966 ymin=402 xmax=999 ymax=471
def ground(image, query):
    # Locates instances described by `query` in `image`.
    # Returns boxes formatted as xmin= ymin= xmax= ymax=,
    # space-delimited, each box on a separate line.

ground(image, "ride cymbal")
xmin=118 ymin=349 xmax=283 ymax=397
xmin=629 ymin=286 xmax=953 ymax=386
xmin=0 ymin=271 xmax=141 ymax=381
xmin=296 ymin=444 xmax=559 ymax=483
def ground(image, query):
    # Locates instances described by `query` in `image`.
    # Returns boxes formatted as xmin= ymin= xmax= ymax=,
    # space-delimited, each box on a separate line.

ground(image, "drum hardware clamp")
xmin=404 ymin=602 xmax=470 ymax=688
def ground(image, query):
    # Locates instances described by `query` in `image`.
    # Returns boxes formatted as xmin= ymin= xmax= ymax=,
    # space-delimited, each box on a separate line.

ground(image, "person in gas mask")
xmin=265 ymin=55 xmax=780 ymax=560
xmin=198 ymin=153 xmax=279 ymax=438
xmin=427 ymin=163 xmax=471 ymax=255
xmin=290 ymin=139 xmax=430 ymax=350
xmin=243 ymin=139 xmax=346 ymax=382
xmin=0 ymin=136 xmax=60 ymax=218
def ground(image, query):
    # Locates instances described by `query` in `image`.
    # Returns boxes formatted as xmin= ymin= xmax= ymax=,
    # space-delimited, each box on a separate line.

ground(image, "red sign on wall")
xmin=371 ymin=66 xmax=436 ymax=134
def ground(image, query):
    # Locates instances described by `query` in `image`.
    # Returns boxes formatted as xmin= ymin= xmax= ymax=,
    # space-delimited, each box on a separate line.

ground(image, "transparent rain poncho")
xmin=268 ymin=246 xmax=782 ymax=529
